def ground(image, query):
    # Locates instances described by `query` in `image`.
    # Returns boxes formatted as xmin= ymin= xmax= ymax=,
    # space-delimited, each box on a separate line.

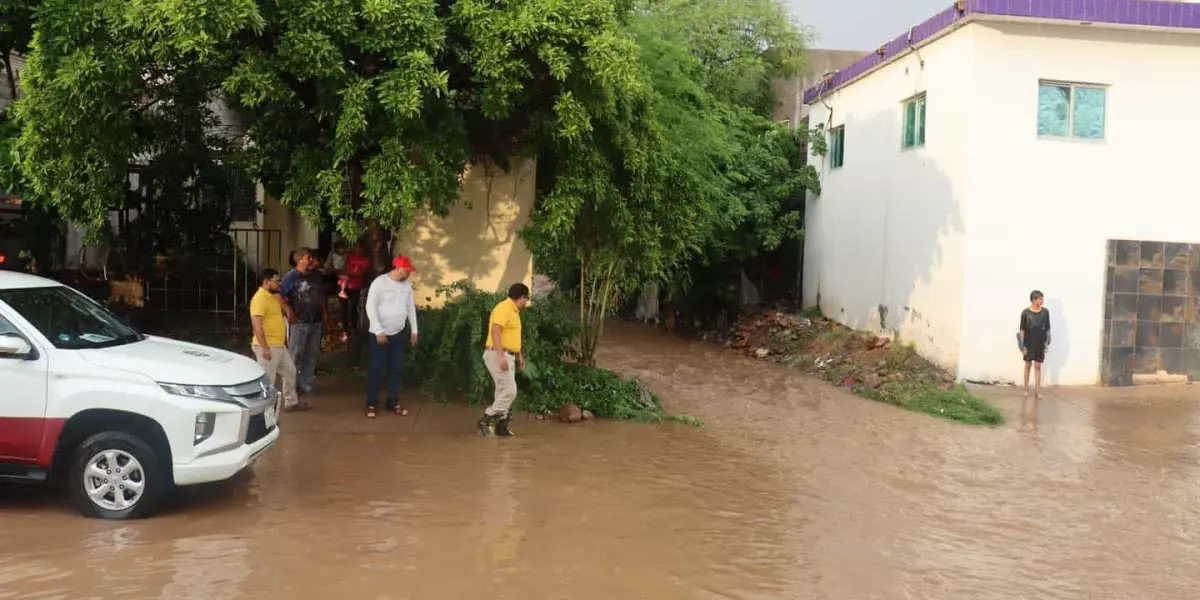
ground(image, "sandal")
xmin=366 ymin=407 xmax=377 ymax=419
xmin=393 ymin=406 xmax=408 ymax=416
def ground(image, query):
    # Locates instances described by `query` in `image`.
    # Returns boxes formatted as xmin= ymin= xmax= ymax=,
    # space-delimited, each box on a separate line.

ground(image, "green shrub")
xmin=517 ymin=361 xmax=664 ymax=422
xmin=406 ymin=281 xmax=672 ymax=422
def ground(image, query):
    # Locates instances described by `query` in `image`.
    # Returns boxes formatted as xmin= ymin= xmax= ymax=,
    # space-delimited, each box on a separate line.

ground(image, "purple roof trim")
xmin=803 ymin=0 xmax=1200 ymax=104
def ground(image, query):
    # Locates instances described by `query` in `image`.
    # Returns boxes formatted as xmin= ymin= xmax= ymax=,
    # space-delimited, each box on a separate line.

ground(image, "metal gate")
xmin=143 ymin=228 xmax=282 ymax=332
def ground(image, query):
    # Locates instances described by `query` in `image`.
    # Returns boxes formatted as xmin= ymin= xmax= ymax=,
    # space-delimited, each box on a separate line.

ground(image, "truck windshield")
xmin=0 ymin=286 xmax=143 ymax=350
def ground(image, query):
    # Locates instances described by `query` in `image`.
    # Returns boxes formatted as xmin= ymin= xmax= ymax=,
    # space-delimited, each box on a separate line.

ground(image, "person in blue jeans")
xmin=363 ymin=255 xmax=419 ymax=419
xmin=280 ymin=247 xmax=325 ymax=400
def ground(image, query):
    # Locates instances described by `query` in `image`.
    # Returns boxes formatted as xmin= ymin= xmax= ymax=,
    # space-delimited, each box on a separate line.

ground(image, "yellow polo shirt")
xmin=249 ymin=288 xmax=287 ymax=347
xmin=485 ymin=298 xmax=522 ymax=354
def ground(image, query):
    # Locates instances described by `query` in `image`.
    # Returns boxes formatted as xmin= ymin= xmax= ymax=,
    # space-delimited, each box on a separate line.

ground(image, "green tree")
xmin=16 ymin=0 xmax=258 ymax=261
xmin=0 ymin=103 xmax=19 ymax=192
xmin=524 ymin=0 xmax=815 ymax=361
xmin=16 ymin=0 xmax=813 ymax=364
xmin=641 ymin=0 xmax=817 ymax=318
xmin=19 ymin=0 xmax=652 ymax=274
xmin=224 ymin=0 xmax=648 ymax=272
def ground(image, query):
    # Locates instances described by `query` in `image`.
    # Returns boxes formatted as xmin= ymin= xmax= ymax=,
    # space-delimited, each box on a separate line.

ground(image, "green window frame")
xmin=902 ymin=94 xmax=927 ymax=149
xmin=829 ymin=126 xmax=845 ymax=169
xmin=1037 ymin=81 xmax=1107 ymax=140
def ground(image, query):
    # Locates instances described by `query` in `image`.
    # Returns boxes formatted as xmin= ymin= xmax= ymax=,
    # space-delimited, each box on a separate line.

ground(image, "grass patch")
xmin=666 ymin=414 xmax=706 ymax=428
xmin=815 ymin=339 xmax=1004 ymax=426
xmin=857 ymin=378 xmax=1004 ymax=426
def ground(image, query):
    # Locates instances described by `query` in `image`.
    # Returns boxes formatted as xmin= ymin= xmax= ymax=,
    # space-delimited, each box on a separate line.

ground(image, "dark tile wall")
xmin=1102 ymin=239 xmax=1200 ymax=386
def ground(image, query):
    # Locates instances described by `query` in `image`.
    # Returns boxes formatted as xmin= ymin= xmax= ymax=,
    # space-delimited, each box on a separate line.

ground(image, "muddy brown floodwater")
xmin=5 ymin=322 xmax=1200 ymax=599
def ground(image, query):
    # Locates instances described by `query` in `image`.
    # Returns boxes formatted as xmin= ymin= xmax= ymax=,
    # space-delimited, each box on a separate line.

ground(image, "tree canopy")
xmin=524 ymin=0 xmax=818 ymax=358
xmin=13 ymin=0 xmax=816 ymax=358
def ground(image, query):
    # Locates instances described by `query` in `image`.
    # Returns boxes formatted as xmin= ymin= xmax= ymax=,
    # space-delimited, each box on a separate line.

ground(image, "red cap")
xmin=392 ymin=255 xmax=416 ymax=273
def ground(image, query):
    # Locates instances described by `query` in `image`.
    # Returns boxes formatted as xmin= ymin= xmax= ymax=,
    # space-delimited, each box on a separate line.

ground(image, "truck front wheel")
xmin=67 ymin=431 xmax=168 ymax=520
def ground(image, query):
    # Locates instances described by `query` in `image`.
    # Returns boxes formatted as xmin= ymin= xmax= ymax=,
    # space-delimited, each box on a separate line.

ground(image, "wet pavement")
xmin=5 ymin=321 xmax=1200 ymax=599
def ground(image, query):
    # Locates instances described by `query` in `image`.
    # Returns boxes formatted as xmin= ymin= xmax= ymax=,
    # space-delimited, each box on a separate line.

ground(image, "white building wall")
xmin=804 ymin=26 xmax=977 ymax=371
xmin=957 ymin=22 xmax=1200 ymax=385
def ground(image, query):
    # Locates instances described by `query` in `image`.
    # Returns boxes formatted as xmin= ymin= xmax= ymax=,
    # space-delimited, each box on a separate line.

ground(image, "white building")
xmin=803 ymin=0 xmax=1200 ymax=386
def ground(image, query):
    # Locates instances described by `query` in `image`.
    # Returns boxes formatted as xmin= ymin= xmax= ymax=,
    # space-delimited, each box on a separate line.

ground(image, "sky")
xmin=784 ymin=0 xmax=954 ymax=51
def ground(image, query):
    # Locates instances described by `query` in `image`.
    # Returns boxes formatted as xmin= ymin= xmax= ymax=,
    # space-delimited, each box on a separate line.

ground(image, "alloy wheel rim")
xmin=83 ymin=449 xmax=146 ymax=511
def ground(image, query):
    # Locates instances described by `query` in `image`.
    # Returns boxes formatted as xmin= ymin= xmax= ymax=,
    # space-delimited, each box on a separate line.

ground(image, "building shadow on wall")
xmin=1045 ymin=297 xmax=1070 ymax=386
xmin=397 ymin=158 xmax=536 ymax=306
xmin=814 ymin=105 xmax=963 ymax=368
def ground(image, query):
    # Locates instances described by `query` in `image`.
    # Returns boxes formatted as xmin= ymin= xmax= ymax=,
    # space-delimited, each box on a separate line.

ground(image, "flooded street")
xmin=5 ymin=323 xmax=1200 ymax=599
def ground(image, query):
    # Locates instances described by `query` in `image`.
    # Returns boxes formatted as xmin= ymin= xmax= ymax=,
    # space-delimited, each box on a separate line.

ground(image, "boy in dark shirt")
xmin=1018 ymin=290 xmax=1051 ymax=398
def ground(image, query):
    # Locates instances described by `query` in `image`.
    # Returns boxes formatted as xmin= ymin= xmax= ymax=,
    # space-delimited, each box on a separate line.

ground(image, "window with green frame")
xmin=902 ymin=94 xmax=926 ymax=149
xmin=829 ymin=126 xmax=845 ymax=169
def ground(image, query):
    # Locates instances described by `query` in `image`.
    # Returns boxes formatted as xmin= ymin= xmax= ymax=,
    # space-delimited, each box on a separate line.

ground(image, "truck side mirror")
xmin=0 ymin=333 xmax=35 ymax=360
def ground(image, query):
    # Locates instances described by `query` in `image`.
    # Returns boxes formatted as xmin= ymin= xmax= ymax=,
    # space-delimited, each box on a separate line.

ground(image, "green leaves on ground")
xmin=861 ymin=379 xmax=1005 ymax=426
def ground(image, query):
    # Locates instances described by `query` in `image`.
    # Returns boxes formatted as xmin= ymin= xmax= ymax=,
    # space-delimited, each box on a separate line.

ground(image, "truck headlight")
xmin=159 ymin=383 xmax=228 ymax=401
xmin=194 ymin=412 xmax=216 ymax=444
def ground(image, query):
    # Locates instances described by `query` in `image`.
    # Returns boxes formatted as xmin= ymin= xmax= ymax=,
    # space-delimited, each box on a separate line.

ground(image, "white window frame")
xmin=1037 ymin=80 xmax=1109 ymax=142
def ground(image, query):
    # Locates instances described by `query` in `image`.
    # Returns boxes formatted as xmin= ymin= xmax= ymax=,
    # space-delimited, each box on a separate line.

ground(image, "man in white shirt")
xmin=363 ymin=255 xmax=419 ymax=419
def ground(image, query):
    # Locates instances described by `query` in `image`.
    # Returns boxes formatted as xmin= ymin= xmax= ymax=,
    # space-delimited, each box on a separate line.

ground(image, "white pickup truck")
xmin=0 ymin=271 xmax=280 ymax=519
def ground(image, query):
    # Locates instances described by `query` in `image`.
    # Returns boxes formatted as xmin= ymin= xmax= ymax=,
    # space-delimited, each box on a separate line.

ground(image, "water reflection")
xmin=1019 ymin=396 xmax=1040 ymax=433
xmin=158 ymin=535 xmax=249 ymax=600
xmin=477 ymin=443 xmax=520 ymax=576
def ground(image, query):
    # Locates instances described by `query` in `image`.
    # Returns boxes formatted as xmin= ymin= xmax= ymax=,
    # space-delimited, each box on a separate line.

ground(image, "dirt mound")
xmin=709 ymin=311 xmax=955 ymax=393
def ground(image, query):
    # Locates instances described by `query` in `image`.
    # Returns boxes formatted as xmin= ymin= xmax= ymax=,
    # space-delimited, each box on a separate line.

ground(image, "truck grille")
xmin=245 ymin=414 xmax=275 ymax=445
xmin=225 ymin=376 xmax=274 ymax=406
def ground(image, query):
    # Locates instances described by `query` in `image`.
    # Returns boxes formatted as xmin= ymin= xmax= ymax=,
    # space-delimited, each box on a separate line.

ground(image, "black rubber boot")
xmin=494 ymin=415 xmax=514 ymax=437
xmin=477 ymin=413 xmax=497 ymax=437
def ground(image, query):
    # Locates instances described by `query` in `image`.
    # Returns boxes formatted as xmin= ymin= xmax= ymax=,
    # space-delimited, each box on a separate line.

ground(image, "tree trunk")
xmin=1 ymin=51 xmax=16 ymax=104
xmin=346 ymin=158 xmax=371 ymax=367
xmin=368 ymin=219 xmax=390 ymax=276
xmin=577 ymin=253 xmax=619 ymax=367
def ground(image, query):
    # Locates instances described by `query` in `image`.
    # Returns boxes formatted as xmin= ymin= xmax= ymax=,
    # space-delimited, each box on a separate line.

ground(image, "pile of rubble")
xmin=727 ymin=310 xmax=817 ymax=357
xmin=714 ymin=310 xmax=892 ymax=361
xmin=705 ymin=310 xmax=954 ymax=392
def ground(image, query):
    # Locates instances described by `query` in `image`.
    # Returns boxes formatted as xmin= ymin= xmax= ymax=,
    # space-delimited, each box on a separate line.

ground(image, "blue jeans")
xmin=287 ymin=321 xmax=323 ymax=393
xmin=367 ymin=333 xmax=408 ymax=409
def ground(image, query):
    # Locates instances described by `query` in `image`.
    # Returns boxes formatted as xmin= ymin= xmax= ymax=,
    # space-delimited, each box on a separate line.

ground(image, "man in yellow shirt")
xmin=478 ymin=283 xmax=530 ymax=437
xmin=250 ymin=269 xmax=302 ymax=412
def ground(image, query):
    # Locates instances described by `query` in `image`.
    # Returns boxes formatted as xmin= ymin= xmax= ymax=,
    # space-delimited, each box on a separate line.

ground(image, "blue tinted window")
xmin=1072 ymin=87 xmax=1106 ymax=140
xmin=1038 ymin=82 xmax=1106 ymax=140
xmin=1037 ymin=84 xmax=1070 ymax=137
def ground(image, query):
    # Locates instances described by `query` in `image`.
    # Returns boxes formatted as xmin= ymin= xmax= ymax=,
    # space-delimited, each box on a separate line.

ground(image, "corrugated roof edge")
xmin=802 ymin=0 xmax=1200 ymax=105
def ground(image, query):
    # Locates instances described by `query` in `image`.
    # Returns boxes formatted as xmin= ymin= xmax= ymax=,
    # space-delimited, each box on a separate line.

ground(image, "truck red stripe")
xmin=0 ymin=417 xmax=67 ymax=466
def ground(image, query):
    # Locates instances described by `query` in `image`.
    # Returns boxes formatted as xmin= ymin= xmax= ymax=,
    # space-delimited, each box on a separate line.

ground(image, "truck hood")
xmin=79 ymin=335 xmax=264 ymax=386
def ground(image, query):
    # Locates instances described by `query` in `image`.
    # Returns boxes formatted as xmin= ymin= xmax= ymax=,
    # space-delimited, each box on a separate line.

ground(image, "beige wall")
xmin=771 ymin=49 xmax=866 ymax=126
xmin=229 ymin=184 xmax=316 ymax=274
xmin=259 ymin=187 xmax=317 ymax=270
xmin=239 ymin=156 xmax=536 ymax=307
xmin=399 ymin=157 xmax=536 ymax=308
